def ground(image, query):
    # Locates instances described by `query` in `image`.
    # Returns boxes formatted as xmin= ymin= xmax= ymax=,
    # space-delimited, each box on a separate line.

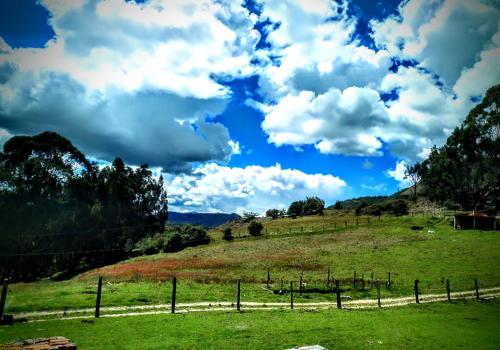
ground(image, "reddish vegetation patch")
xmin=82 ymin=257 xmax=240 ymax=281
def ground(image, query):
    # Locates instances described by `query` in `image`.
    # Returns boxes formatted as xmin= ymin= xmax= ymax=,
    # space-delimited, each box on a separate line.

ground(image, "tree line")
xmin=0 ymin=132 xmax=168 ymax=281
xmin=405 ymin=84 xmax=499 ymax=211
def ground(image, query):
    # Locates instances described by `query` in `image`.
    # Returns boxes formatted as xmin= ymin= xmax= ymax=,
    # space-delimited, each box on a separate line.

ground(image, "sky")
xmin=0 ymin=0 xmax=499 ymax=214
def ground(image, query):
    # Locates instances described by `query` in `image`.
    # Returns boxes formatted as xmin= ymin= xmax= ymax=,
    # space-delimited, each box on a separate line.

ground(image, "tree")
xmin=222 ymin=227 xmax=234 ymax=241
xmin=333 ymin=200 xmax=343 ymax=210
xmin=303 ymin=196 xmax=325 ymax=215
xmin=266 ymin=208 xmax=283 ymax=219
xmin=0 ymin=131 xmax=168 ymax=281
xmin=404 ymin=163 xmax=423 ymax=202
xmin=287 ymin=200 xmax=304 ymax=218
xmin=242 ymin=211 xmax=258 ymax=223
xmin=419 ymin=84 xmax=500 ymax=210
xmin=248 ymin=221 xmax=263 ymax=236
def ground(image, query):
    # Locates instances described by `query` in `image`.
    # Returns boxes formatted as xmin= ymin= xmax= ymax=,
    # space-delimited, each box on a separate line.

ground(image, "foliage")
xmin=162 ymin=225 xmax=210 ymax=253
xmin=419 ymin=84 xmax=500 ymax=210
xmin=390 ymin=199 xmax=409 ymax=216
xmin=133 ymin=234 xmax=166 ymax=256
xmin=242 ymin=211 xmax=258 ymax=223
xmin=303 ymin=196 xmax=325 ymax=215
xmin=248 ymin=221 xmax=263 ymax=236
xmin=287 ymin=197 xmax=325 ymax=218
xmin=287 ymin=200 xmax=305 ymax=218
xmin=0 ymin=131 xmax=168 ymax=280
xmin=333 ymin=200 xmax=343 ymax=210
xmin=222 ymin=227 xmax=234 ymax=241
xmin=265 ymin=208 xmax=285 ymax=219
xmin=404 ymin=163 xmax=423 ymax=202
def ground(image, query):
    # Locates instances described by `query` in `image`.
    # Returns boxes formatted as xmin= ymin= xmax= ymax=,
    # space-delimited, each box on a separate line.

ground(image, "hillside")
xmin=168 ymin=211 xmax=239 ymax=228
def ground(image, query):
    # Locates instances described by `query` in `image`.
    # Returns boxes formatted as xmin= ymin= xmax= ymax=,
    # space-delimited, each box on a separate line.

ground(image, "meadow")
xmin=1 ymin=210 xmax=500 ymax=349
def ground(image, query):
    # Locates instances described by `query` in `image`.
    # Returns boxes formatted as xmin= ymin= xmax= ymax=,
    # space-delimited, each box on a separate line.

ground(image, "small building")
xmin=453 ymin=211 xmax=499 ymax=230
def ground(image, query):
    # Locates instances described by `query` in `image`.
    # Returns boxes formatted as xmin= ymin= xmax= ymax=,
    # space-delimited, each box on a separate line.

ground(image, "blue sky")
xmin=0 ymin=0 xmax=499 ymax=213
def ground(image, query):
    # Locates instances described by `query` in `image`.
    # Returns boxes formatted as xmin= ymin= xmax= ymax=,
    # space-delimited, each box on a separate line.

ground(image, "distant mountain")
xmin=168 ymin=211 xmax=240 ymax=228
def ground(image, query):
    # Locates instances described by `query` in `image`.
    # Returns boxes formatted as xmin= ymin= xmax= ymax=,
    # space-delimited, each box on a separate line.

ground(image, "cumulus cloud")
xmin=0 ymin=0 xmax=260 ymax=172
xmin=252 ymin=0 xmax=500 ymax=161
xmin=386 ymin=160 xmax=411 ymax=188
xmin=261 ymin=86 xmax=388 ymax=156
xmin=165 ymin=162 xmax=347 ymax=214
xmin=372 ymin=0 xmax=499 ymax=87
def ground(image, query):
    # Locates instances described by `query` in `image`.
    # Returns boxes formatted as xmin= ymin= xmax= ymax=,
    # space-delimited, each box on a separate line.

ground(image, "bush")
xmin=362 ymin=204 xmax=382 ymax=216
xmin=133 ymin=234 xmax=165 ymax=255
xmin=222 ymin=227 xmax=234 ymax=241
xmin=248 ymin=221 xmax=263 ymax=236
xmin=390 ymin=199 xmax=408 ymax=216
xmin=162 ymin=225 xmax=210 ymax=253
xmin=266 ymin=208 xmax=283 ymax=219
xmin=164 ymin=233 xmax=184 ymax=253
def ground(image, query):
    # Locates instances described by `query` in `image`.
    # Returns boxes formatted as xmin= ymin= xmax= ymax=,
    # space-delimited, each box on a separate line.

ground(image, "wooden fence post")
xmin=361 ymin=274 xmax=365 ymax=291
xmin=371 ymin=272 xmax=374 ymax=287
xmin=446 ymin=279 xmax=451 ymax=302
xmin=290 ymin=280 xmax=294 ymax=309
xmin=289 ymin=227 xmax=292 ymax=234
xmin=386 ymin=272 xmax=391 ymax=291
xmin=327 ymin=268 xmax=331 ymax=287
xmin=376 ymin=280 xmax=381 ymax=307
xmin=267 ymin=267 xmax=271 ymax=288
xmin=414 ymin=280 xmax=419 ymax=304
xmin=345 ymin=221 xmax=347 ymax=228
xmin=475 ymin=279 xmax=479 ymax=299
xmin=237 ymin=279 xmax=241 ymax=311
xmin=334 ymin=222 xmax=337 ymax=230
xmin=95 ymin=275 xmax=103 ymax=318
xmin=0 ymin=279 xmax=8 ymax=322
xmin=353 ymin=271 xmax=357 ymax=288
xmin=335 ymin=280 xmax=341 ymax=309
xmin=171 ymin=277 xmax=177 ymax=313
xmin=299 ymin=272 xmax=303 ymax=296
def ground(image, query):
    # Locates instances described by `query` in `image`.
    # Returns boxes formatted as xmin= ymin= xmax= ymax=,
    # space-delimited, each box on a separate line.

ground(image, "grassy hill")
xmin=2 ymin=210 xmax=500 ymax=349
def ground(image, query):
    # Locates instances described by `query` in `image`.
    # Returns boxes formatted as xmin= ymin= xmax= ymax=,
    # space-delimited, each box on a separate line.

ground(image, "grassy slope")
xmin=5 ymin=212 xmax=500 ymax=313
xmin=1 ymin=300 xmax=499 ymax=349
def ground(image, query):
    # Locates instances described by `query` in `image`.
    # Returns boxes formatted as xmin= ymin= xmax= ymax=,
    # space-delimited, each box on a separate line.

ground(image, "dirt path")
xmin=13 ymin=286 xmax=500 ymax=322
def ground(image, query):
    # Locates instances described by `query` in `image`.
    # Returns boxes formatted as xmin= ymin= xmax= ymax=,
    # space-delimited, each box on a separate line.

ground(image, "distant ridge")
xmin=168 ymin=211 xmax=240 ymax=228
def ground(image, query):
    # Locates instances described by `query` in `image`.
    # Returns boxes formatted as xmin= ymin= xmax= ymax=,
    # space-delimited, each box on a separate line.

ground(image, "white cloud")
xmin=0 ymin=0 xmax=262 ymax=172
xmin=253 ymin=0 xmax=500 ymax=161
xmin=165 ymin=163 xmax=347 ymax=214
xmin=261 ymin=86 xmax=389 ymax=156
xmin=387 ymin=160 xmax=411 ymax=188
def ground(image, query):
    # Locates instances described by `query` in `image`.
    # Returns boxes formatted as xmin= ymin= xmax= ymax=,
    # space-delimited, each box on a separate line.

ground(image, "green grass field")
xmin=2 ymin=211 xmax=500 ymax=349
xmin=1 ymin=300 xmax=499 ymax=349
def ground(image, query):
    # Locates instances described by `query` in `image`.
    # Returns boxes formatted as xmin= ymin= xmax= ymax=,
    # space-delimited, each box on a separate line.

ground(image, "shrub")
xmin=222 ymin=227 xmax=234 ymax=241
xmin=133 ymin=234 xmax=165 ymax=255
xmin=266 ymin=208 xmax=282 ymax=219
xmin=390 ymin=199 xmax=408 ymax=216
xmin=248 ymin=221 xmax=263 ymax=236
xmin=162 ymin=225 xmax=210 ymax=253
xmin=164 ymin=233 xmax=184 ymax=253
